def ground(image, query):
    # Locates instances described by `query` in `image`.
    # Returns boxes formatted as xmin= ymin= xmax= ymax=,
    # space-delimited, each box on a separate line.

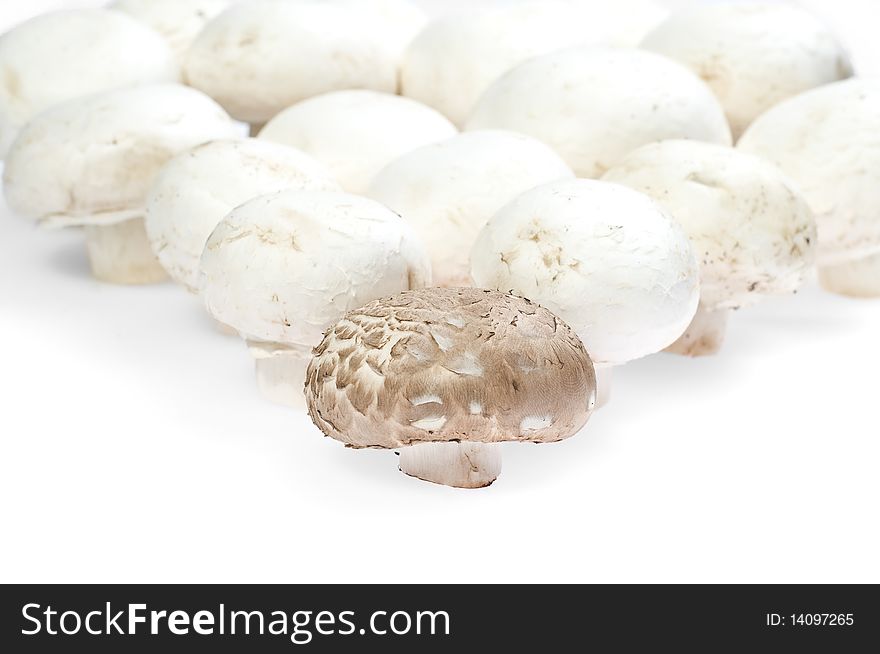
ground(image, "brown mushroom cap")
xmin=306 ymin=287 xmax=596 ymax=449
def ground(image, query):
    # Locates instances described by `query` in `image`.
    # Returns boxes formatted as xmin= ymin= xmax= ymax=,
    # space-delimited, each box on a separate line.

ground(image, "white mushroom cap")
xmin=325 ymin=0 xmax=427 ymax=57
xmin=110 ymin=0 xmax=234 ymax=62
xmin=2 ymin=83 xmax=240 ymax=228
xmin=737 ymin=78 xmax=880 ymax=267
xmin=794 ymin=0 xmax=880 ymax=78
xmin=602 ymin=140 xmax=817 ymax=311
xmin=366 ymin=130 xmax=575 ymax=287
xmin=144 ymin=138 xmax=340 ymax=293
xmin=0 ymin=8 xmax=178 ymax=157
xmin=471 ymin=179 xmax=700 ymax=366
xmin=258 ymin=90 xmax=456 ymax=194
xmin=640 ymin=2 xmax=853 ymax=139
xmin=570 ymin=0 xmax=669 ymax=47
xmin=199 ymin=190 xmax=431 ymax=350
xmin=465 ymin=46 xmax=732 ymax=178
xmin=183 ymin=0 xmax=399 ymax=124
xmin=306 ymin=287 xmax=596 ymax=449
xmin=399 ymin=1 xmax=615 ymax=127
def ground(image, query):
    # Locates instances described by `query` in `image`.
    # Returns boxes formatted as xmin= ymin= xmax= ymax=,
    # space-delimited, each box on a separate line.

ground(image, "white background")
xmin=1 ymin=0 xmax=879 ymax=584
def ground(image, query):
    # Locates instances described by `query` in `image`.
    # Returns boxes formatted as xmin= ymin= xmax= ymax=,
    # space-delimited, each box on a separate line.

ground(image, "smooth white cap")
xmin=568 ymin=0 xmax=668 ymax=47
xmin=471 ymin=179 xmax=700 ymax=366
xmin=326 ymin=0 xmax=427 ymax=57
xmin=3 ymin=84 xmax=240 ymax=227
xmin=0 ymin=8 xmax=178 ymax=157
xmin=145 ymin=138 xmax=339 ymax=293
xmin=199 ymin=190 xmax=432 ymax=349
xmin=641 ymin=2 xmax=853 ymax=138
xmin=603 ymin=140 xmax=817 ymax=311
xmin=737 ymin=78 xmax=880 ymax=266
xmin=466 ymin=46 xmax=732 ymax=178
xmin=400 ymin=1 xmax=668 ymax=127
xmin=183 ymin=0 xmax=400 ymax=124
xmin=367 ymin=130 xmax=574 ymax=287
xmin=110 ymin=0 xmax=234 ymax=62
xmin=259 ymin=90 xmax=456 ymax=194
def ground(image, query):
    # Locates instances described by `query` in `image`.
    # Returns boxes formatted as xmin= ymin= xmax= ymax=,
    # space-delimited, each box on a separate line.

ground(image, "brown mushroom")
xmin=305 ymin=287 xmax=596 ymax=488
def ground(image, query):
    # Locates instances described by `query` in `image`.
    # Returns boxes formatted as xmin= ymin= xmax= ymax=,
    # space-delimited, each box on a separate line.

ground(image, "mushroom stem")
xmin=593 ymin=364 xmax=613 ymax=409
xmin=84 ymin=217 xmax=168 ymax=284
xmin=254 ymin=348 xmax=310 ymax=408
xmin=665 ymin=304 xmax=728 ymax=357
xmin=398 ymin=442 xmax=502 ymax=489
xmin=818 ymin=254 xmax=880 ymax=298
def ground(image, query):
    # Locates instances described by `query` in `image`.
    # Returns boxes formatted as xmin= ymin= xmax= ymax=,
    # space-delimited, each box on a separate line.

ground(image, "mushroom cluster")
xmin=640 ymin=1 xmax=853 ymax=139
xmin=399 ymin=0 xmax=668 ymax=127
xmin=110 ymin=0 xmax=234 ymax=63
xmin=471 ymin=178 xmax=701 ymax=404
xmin=183 ymin=0 xmax=404 ymax=128
xmin=0 ymin=8 xmax=179 ymax=157
xmin=1 ymin=0 xmax=878 ymax=489
xmin=367 ymin=130 xmax=574 ymax=287
xmin=3 ymin=84 xmax=241 ymax=283
xmin=258 ymin=90 xmax=456 ymax=194
xmin=199 ymin=190 xmax=430 ymax=406
xmin=737 ymin=79 xmax=880 ymax=298
xmin=144 ymin=138 xmax=339 ymax=294
xmin=466 ymin=46 xmax=732 ymax=177
xmin=602 ymin=140 xmax=817 ymax=355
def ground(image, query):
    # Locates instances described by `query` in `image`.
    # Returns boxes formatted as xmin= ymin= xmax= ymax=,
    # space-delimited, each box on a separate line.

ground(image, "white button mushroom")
xmin=569 ymin=0 xmax=669 ymax=47
xmin=399 ymin=1 xmax=668 ymax=127
xmin=603 ymin=140 xmax=817 ymax=356
xmin=794 ymin=0 xmax=880 ymax=78
xmin=183 ymin=0 xmax=400 ymax=126
xmin=470 ymin=179 xmax=700 ymax=405
xmin=199 ymin=190 xmax=431 ymax=407
xmin=326 ymin=0 xmax=427 ymax=58
xmin=0 ymin=8 xmax=178 ymax=157
xmin=640 ymin=2 xmax=853 ymax=139
xmin=2 ymin=84 xmax=241 ymax=284
xmin=258 ymin=90 xmax=456 ymax=194
xmin=144 ymin=138 xmax=339 ymax=294
xmin=367 ymin=130 xmax=574 ymax=287
xmin=306 ymin=287 xmax=596 ymax=488
xmin=737 ymin=79 xmax=880 ymax=298
xmin=400 ymin=2 xmax=609 ymax=128
xmin=109 ymin=0 xmax=234 ymax=63
xmin=465 ymin=46 xmax=732 ymax=178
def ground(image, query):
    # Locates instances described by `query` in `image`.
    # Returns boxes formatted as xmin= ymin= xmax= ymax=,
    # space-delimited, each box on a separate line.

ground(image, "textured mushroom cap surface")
xmin=0 ymin=8 xmax=178 ymax=158
xmin=399 ymin=1 xmax=626 ymax=127
xmin=471 ymin=179 xmax=699 ymax=366
xmin=465 ymin=46 xmax=732 ymax=178
xmin=200 ymin=190 xmax=431 ymax=348
xmin=307 ymin=288 xmax=596 ymax=449
xmin=111 ymin=0 xmax=234 ymax=62
xmin=144 ymin=138 xmax=339 ymax=292
xmin=737 ymin=78 xmax=880 ymax=266
xmin=3 ymin=84 xmax=239 ymax=228
xmin=183 ymin=0 xmax=399 ymax=124
xmin=258 ymin=90 xmax=456 ymax=194
xmin=367 ymin=130 xmax=574 ymax=287
xmin=641 ymin=2 xmax=853 ymax=138
xmin=603 ymin=140 xmax=817 ymax=310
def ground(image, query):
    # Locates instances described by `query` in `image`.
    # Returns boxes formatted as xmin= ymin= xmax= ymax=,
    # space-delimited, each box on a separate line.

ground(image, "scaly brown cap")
xmin=306 ymin=287 xmax=596 ymax=449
